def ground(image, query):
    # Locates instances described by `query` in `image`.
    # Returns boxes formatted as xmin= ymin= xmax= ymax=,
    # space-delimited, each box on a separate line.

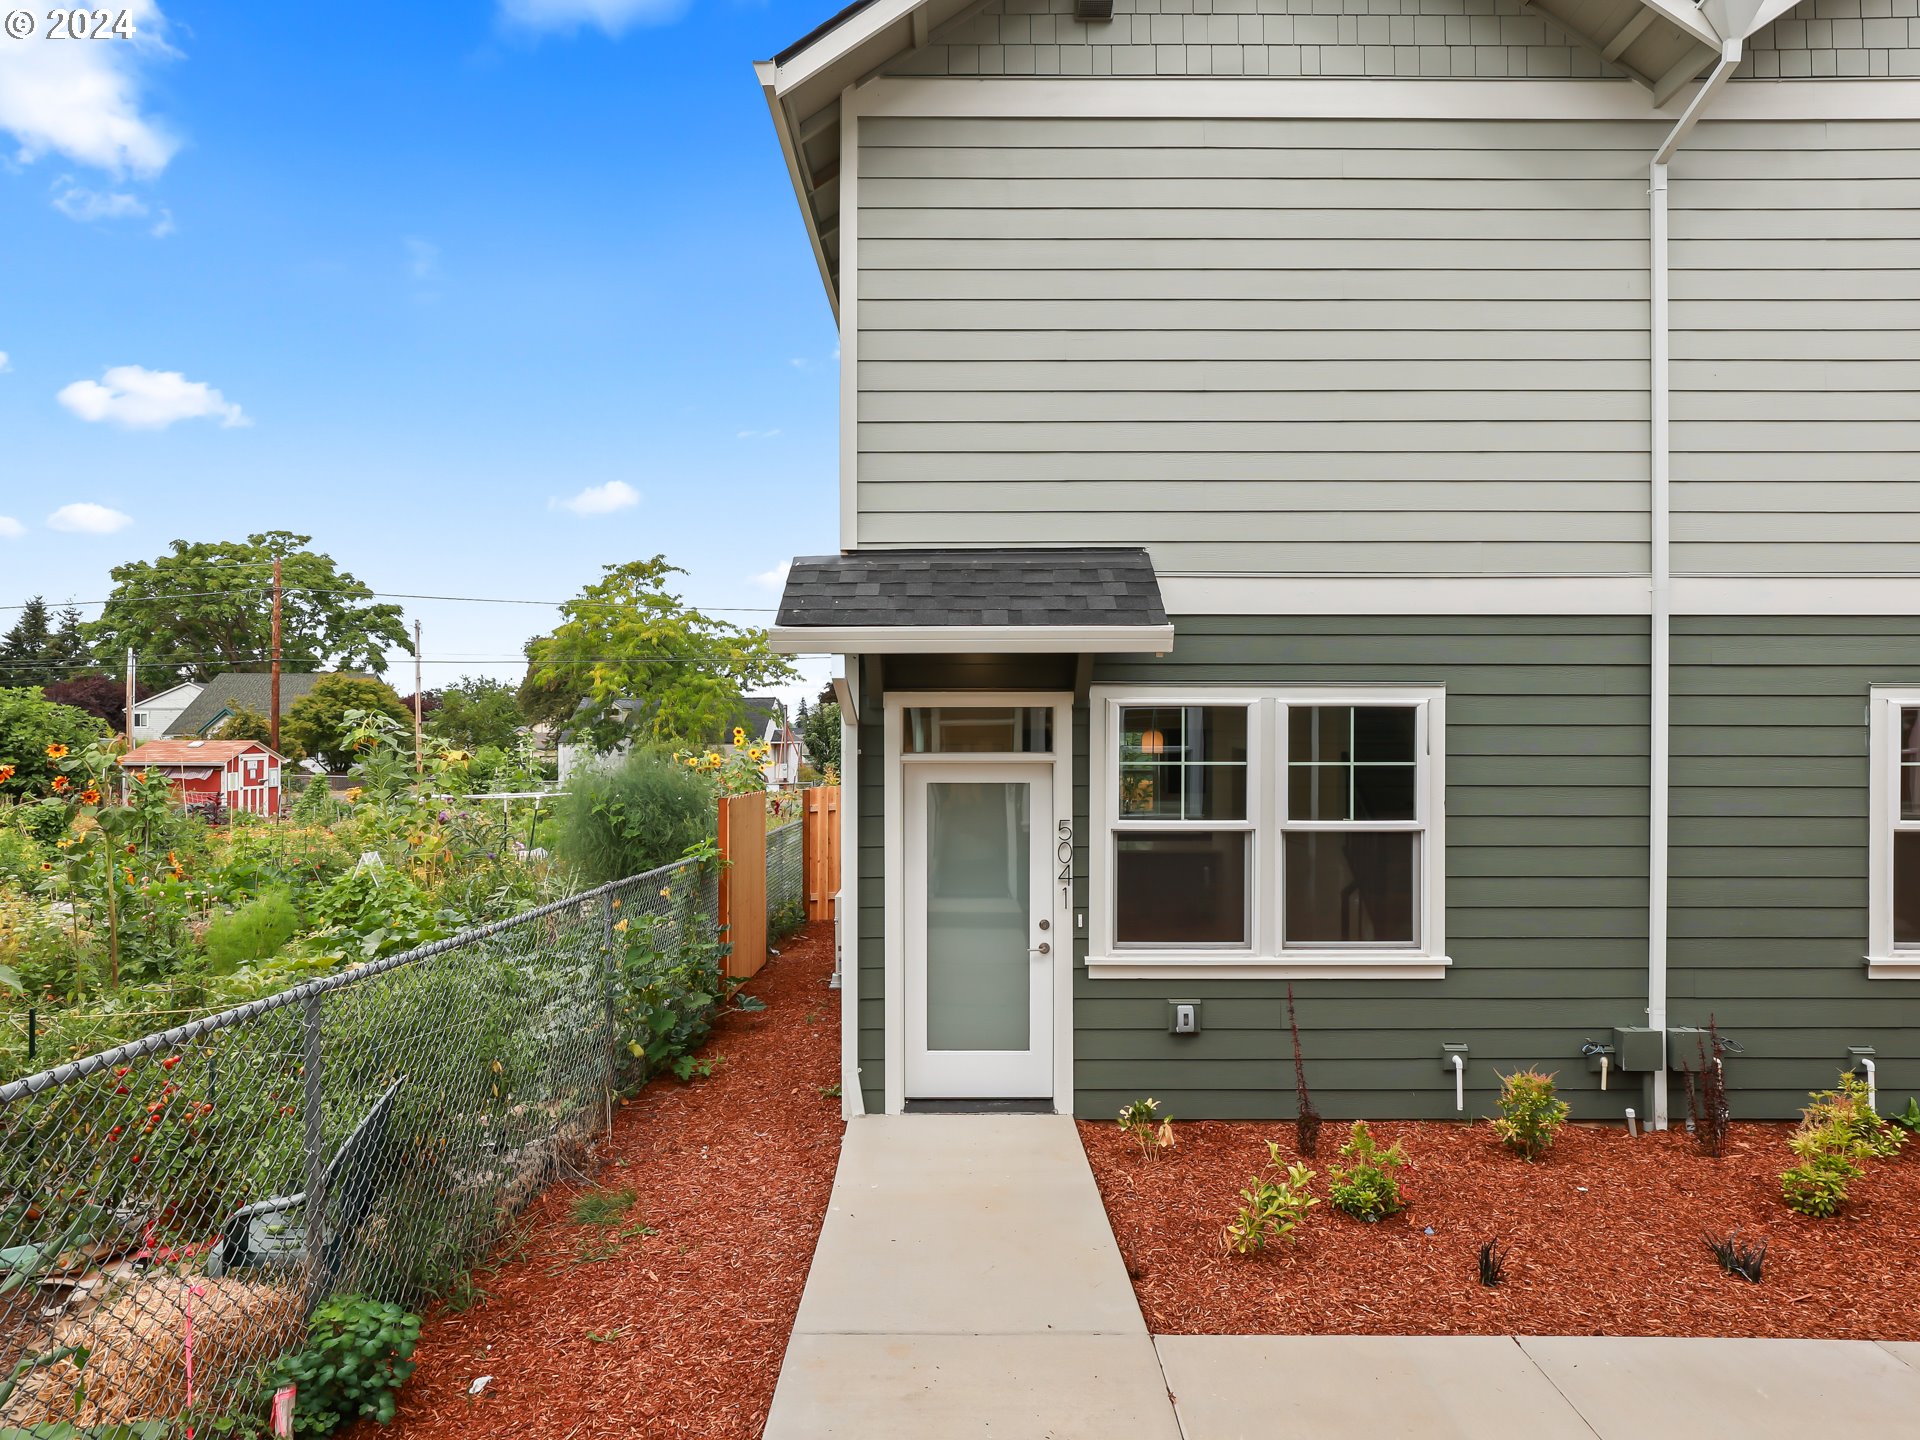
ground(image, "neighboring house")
xmin=129 ymin=682 xmax=205 ymax=742
xmin=717 ymin=695 xmax=807 ymax=789
xmin=755 ymin=0 xmax=1920 ymax=1126
xmin=170 ymin=672 xmax=331 ymax=738
xmin=120 ymin=739 xmax=285 ymax=817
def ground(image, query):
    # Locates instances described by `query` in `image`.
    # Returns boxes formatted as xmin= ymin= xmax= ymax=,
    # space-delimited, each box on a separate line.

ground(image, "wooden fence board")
xmin=718 ymin=792 xmax=767 ymax=979
xmin=803 ymin=786 xmax=842 ymax=923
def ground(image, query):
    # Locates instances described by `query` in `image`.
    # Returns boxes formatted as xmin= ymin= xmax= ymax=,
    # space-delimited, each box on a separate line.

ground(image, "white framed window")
xmin=1089 ymin=685 xmax=1446 ymax=980
xmin=1867 ymin=687 xmax=1920 ymax=978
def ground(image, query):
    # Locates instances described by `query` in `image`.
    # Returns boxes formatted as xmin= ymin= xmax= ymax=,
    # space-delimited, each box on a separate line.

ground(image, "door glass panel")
xmin=925 ymin=781 xmax=1031 ymax=1050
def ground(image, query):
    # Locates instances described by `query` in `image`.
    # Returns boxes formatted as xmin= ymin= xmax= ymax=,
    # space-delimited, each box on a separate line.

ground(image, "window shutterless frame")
xmin=1867 ymin=686 xmax=1920 ymax=978
xmin=1088 ymin=685 xmax=1448 ymax=981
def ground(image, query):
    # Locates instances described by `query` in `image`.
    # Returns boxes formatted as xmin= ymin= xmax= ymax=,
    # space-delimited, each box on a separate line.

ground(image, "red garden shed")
xmin=119 ymin=738 xmax=286 ymax=817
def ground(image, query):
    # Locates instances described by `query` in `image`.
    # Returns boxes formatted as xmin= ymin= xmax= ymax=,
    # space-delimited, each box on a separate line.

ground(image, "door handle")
xmin=1029 ymin=942 xmax=1051 ymax=956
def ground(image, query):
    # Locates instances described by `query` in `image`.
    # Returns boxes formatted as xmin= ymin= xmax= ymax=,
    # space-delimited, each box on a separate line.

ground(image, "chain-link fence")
xmin=766 ymin=820 xmax=804 ymax=941
xmin=0 ymin=858 xmax=720 ymax=1433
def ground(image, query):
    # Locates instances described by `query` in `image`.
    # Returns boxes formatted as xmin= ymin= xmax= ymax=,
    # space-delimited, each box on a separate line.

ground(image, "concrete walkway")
xmin=762 ymin=1114 xmax=1183 ymax=1439
xmin=764 ymin=1117 xmax=1920 ymax=1439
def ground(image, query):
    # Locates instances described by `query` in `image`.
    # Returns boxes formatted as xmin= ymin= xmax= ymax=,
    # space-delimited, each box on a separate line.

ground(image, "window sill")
xmin=1086 ymin=953 xmax=1450 ymax=982
xmin=1866 ymin=954 xmax=1920 ymax=980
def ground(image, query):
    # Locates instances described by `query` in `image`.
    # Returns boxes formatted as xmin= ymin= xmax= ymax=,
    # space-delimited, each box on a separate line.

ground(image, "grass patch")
xmin=570 ymin=1184 xmax=638 ymax=1227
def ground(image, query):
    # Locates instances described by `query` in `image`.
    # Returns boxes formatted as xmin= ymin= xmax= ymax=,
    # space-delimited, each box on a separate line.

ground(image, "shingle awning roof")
xmin=771 ymin=547 xmax=1174 ymax=655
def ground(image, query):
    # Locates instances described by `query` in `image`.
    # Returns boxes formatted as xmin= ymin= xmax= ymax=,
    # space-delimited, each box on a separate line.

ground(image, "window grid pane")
xmin=1118 ymin=705 xmax=1248 ymax=822
xmin=1286 ymin=705 xmax=1418 ymax=823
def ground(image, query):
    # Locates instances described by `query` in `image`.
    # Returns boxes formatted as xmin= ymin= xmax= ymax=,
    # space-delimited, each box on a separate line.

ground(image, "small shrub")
xmin=554 ymin=751 xmax=715 ymax=886
xmin=1117 ymin=1097 xmax=1175 ymax=1159
xmin=1891 ymin=1096 xmax=1920 ymax=1134
xmin=1781 ymin=1154 xmax=1859 ymax=1217
xmin=1779 ymin=1071 xmax=1904 ymax=1217
xmin=570 ymin=1184 xmax=638 ymax=1226
xmin=1222 ymin=1143 xmax=1317 ymax=1255
xmin=1288 ymin=983 xmax=1321 ymax=1157
xmin=1705 ymin=1230 xmax=1766 ymax=1283
xmin=1327 ymin=1120 xmax=1407 ymax=1222
xmin=1491 ymin=1069 xmax=1569 ymax=1161
xmin=202 ymin=887 xmax=301 ymax=973
xmin=262 ymin=1294 xmax=422 ymax=1436
xmin=1476 ymin=1238 xmax=1507 ymax=1288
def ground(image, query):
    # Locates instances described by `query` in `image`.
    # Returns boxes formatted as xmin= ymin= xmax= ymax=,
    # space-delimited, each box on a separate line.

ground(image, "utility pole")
xmin=123 ymin=646 xmax=134 ymax=750
xmin=270 ymin=557 xmax=283 ymax=755
xmin=413 ymin=619 xmax=424 ymax=776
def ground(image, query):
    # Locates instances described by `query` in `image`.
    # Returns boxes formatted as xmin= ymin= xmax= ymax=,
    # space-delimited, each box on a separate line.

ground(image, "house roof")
xmin=771 ymin=547 xmax=1174 ymax=653
xmin=171 ymin=672 xmax=333 ymax=736
xmin=121 ymin=739 xmax=283 ymax=767
xmin=754 ymin=0 xmax=1798 ymax=312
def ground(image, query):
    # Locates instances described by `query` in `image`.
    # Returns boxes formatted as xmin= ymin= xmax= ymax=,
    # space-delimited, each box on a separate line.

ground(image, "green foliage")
xmin=0 ymin=689 xmax=111 ymax=799
xmin=290 ymin=772 xmax=338 ymax=823
xmin=305 ymin=866 xmax=460 ymax=960
xmin=1780 ymin=1072 xmax=1905 ymax=1216
xmin=85 ymin=532 xmax=410 ymax=685
xmin=1327 ymin=1120 xmax=1407 ymax=1222
xmin=425 ymin=675 xmax=525 ymax=752
xmin=284 ymin=677 xmax=410 ymax=773
xmin=523 ymin=555 xmax=795 ymax=750
xmin=569 ymin=1185 xmax=638 ymax=1226
xmin=1491 ymin=1069 xmax=1570 ymax=1161
xmin=554 ymin=751 xmax=715 ymax=887
xmin=610 ymin=880 xmax=728 ymax=1086
xmin=202 ymin=889 xmax=301 ymax=973
xmin=1892 ymin=1096 xmax=1920 ymax=1134
xmin=0 ymin=828 xmax=46 ymax=889
xmin=797 ymin=695 xmax=842 ymax=774
xmin=0 ymin=598 xmax=92 ymax=689
xmin=1223 ymin=1143 xmax=1317 ymax=1255
xmin=262 ymin=1294 xmax=421 ymax=1436
xmin=1117 ymin=1097 xmax=1174 ymax=1159
xmin=211 ymin=705 xmax=278 ymax=750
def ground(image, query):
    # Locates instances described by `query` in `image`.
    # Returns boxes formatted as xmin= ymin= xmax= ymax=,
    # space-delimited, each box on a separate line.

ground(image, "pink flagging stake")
xmin=272 ymin=1384 xmax=298 ymax=1436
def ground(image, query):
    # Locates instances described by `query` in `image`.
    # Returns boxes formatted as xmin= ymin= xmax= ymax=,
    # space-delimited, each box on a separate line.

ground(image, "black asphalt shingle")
xmin=775 ymin=548 xmax=1167 ymax=629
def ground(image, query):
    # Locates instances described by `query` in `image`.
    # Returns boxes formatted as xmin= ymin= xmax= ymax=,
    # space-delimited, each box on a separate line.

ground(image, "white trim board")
xmin=849 ymin=76 xmax=1920 ymax=123
xmin=1866 ymin=686 xmax=1920 ymax=981
xmin=771 ymin=623 xmax=1176 ymax=655
xmin=1153 ymin=576 xmax=1920 ymax=618
xmin=837 ymin=85 xmax=858 ymax=551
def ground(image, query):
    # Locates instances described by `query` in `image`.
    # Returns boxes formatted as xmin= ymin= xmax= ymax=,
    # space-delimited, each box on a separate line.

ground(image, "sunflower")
xmin=45 ymin=744 xmax=68 ymax=760
xmin=50 ymin=775 xmax=70 ymax=794
xmin=40 ymin=861 xmax=53 ymax=872
xmin=79 ymin=787 xmax=101 ymax=806
xmin=0 ymin=765 xmax=14 ymax=783
xmin=733 ymin=727 xmax=747 ymax=746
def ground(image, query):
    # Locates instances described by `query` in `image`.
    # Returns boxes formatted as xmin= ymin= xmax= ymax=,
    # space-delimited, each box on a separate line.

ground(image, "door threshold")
xmin=902 ymin=1098 xmax=1056 ymax=1115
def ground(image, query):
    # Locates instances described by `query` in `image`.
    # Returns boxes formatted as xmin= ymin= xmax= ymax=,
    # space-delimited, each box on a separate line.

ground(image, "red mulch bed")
xmin=1080 ymin=1118 xmax=1920 ymax=1339
xmin=368 ymin=922 xmax=843 ymax=1440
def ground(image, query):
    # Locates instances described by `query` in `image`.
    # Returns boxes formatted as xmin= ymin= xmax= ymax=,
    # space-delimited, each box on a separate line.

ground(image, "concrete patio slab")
xmin=1154 ymin=1335 xmax=1597 ymax=1440
xmin=766 ymin=1333 xmax=1182 ymax=1439
xmin=1518 ymin=1336 xmax=1920 ymax=1437
xmin=1880 ymin=1341 xmax=1920 ymax=1371
xmin=786 ymin=1115 xmax=1145 ymax=1337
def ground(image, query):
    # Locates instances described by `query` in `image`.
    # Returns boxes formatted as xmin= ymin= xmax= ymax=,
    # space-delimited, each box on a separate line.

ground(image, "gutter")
xmin=1646 ymin=37 xmax=1742 ymax=1130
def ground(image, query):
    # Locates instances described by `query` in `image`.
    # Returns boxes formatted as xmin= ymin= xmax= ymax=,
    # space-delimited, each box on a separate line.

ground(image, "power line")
xmin=0 ymin=585 xmax=779 ymax=615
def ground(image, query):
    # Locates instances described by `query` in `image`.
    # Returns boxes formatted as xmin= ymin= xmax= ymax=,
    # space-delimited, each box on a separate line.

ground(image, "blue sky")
xmin=0 ymin=0 xmax=840 ymax=709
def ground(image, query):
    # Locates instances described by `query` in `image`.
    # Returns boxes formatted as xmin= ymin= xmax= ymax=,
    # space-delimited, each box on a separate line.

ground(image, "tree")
xmin=213 ymin=705 xmax=286 ymax=753
xmin=426 ymin=675 xmax=524 ymax=752
xmin=523 ymin=556 xmax=796 ymax=752
xmin=44 ymin=675 xmax=146 ymax=734
xmin=0 ymin=688 xmax=112 ymax=798
xmin=798 ymin=697 xmax=842 ymax=774
xmin=283 ymin=675 xmax=409 ymax=772
xmin=0 ymin=598 xmax=54 ymax=689
xmin=85 ymin=532 xmax=410 ymax=684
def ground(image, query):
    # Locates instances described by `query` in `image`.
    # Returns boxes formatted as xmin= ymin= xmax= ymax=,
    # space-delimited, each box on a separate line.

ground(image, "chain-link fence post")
xmin=301 ymin=990 xmax=327 ymax=1306
xmin=596 ymin=887 xmax=620 ymax=1078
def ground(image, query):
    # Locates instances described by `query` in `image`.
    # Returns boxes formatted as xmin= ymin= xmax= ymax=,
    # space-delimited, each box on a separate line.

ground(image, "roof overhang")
xmin=770 ymin=623 xmax=1176 ymax=655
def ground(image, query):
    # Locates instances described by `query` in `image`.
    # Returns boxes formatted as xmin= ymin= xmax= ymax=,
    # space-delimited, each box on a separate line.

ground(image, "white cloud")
xmin=0 ymin=516 xmax=24 ymax=539
xmin=0 ymin=0 xmax=178 ymax=175
xmin=404 ymin=236 xmax=439 ymax=280
xmin=0 ymin=352 xmax=10 ymax=372
xmin=51 ymin=181 xmax=148 ymax=222
xmin=788 ymin=357 xmax=809 ymax=370
xmin=57 ymin=364 xmax=250 ymax=429
xmin=552 ymin=480 xmax=639 ymax=516
xmin=149 ymin=208 xmax=174 ymax=238
xmin=498 ymin=0 xmax=690 ymax=35
xmin=47 ymin=502 xmax=132 ymax=535
xmin=750 ymin=561 xmax=792 ymax=592
xmin=736 ymin=428 xmax=782 ymax=440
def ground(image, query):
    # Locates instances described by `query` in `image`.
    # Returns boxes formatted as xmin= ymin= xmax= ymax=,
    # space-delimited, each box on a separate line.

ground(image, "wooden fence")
xmin=717 ymin=785 xmax=840 ymax=979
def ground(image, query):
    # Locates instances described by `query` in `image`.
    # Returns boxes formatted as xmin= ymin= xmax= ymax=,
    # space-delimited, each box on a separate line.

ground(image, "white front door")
xmin=904 ymin=761 xmax=1054 ymax=1098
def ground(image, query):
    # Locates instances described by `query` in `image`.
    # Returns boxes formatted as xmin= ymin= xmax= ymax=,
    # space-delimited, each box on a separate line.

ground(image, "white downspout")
xmin=1648 ymin=38 xmax=1742 ymax=1130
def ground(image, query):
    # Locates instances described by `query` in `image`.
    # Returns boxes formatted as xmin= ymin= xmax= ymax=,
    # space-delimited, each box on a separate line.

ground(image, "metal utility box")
xmin=1666 ymin=1026 xmax=1711 ymax=1070
xmin=1611 ymin=1026 xmax=1665 ymax=1072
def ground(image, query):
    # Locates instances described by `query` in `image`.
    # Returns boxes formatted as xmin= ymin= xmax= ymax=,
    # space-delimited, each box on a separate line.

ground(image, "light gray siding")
xmin=857 ymin=115 xmax=1660 ymax=576
xmin=1742 ymin=0 xmax=1920 ymax=80
xmin=1671 ymin=120 xmax=1920 ymax=575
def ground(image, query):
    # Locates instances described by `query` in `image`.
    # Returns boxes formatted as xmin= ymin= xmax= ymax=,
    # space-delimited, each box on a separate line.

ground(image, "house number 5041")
xmin=1057 ymin=819 xmax=1073 ymax=904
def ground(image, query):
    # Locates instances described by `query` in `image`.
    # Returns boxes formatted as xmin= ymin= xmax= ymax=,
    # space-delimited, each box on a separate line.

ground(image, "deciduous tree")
xmin=284 ymin=675 xmax=409 ymax=772
xmin=425 ymin=675 xmax=524 ymax=752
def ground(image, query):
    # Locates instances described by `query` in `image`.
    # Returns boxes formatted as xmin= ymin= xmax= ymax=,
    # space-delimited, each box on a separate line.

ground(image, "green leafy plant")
xmin=570 ymin=1184 xmax=637 ymax=1226
xmin=1491 ymin=1069 xmax=1570 ymax=1161
xmin=1117 ymin=1097 xmax=1174 ymax=1159
xmin=262 ymin=1295 xmax=421 ymax=1435
xmin=1327 ymin=1120 xmax=1407 ymax=1222
xmin=554 ymin=751 xmax=716 ymax=886
xmin=1891 ymin=1096 xmax=1920 ymax=1134
xmin=1780 ymin=1072 xmax=1904 ymax=1217
xmin=202 ymin=888 xmax=301 ymax=973
xmin=1222 ymin=1143 xmax=1317 ymax=1255
xmin=1780 ymin=1152 xmax=1860 ymax=1218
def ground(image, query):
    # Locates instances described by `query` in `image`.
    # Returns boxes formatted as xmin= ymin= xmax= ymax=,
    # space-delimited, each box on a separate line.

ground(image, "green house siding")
xmin=1080 ymin=615 xmax=1652 ymax=1121
xmin=1670 ymin=617 xmax=1920 ymax=1116
xmin=856 ymin=697 xmax=886 ymax=1116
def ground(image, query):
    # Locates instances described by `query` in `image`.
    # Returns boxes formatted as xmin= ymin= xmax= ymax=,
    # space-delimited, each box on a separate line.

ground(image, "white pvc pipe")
xmin=1452 ymin=1053 xmax=1465 ymax=1113
xmin=1861 ymin=1056 xmax=1877 ymax=1112
xmin=1600 ymin=1054 xmax=1610 ymax=1092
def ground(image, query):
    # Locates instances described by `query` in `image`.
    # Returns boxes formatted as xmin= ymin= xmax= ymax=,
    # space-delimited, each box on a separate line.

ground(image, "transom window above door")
xmin=1090 ymin=686 xmax=1447 ymax=980
xmin=904 ymin=706 xmax=1053 ymax=754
